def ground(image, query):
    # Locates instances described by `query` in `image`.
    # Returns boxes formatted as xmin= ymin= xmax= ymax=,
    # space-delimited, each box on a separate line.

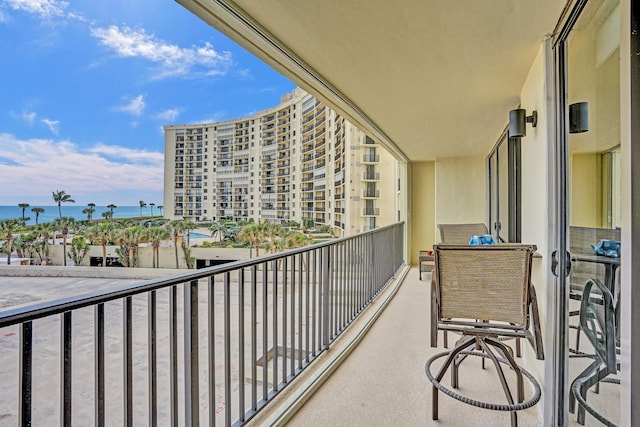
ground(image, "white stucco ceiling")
xmin=179 ymin=0 xmax=568 ymax=161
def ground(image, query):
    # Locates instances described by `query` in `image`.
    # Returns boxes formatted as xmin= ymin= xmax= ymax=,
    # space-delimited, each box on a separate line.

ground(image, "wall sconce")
xmin=509 ymin=109 xmax=537 ymax=138
xmin=569 ymin=102 xmax=589 ymax=133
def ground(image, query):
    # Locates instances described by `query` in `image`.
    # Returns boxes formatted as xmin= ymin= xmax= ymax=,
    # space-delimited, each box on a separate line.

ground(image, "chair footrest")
xmin=425 ymin=349 xmax=542 ymax=412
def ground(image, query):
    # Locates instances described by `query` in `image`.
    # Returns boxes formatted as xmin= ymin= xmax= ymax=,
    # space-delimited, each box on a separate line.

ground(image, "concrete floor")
xmin=284 ymin=268 xmax=619 ymax=427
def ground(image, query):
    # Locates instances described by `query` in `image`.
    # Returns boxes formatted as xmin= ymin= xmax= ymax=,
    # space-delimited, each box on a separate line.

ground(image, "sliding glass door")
xmin=554 ymin=0 xmax=622 ymax=424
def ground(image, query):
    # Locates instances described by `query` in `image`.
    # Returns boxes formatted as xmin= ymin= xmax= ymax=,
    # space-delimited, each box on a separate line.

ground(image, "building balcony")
xmin=361 ymin=189 xmax=380 ymax=198
xmin=362 ymin=208 xmax=380 ymax=216
xmin=361 ymin=154 xmax=380 ymax=163
xmin=362 ymin=172 xmax=381 ymax=181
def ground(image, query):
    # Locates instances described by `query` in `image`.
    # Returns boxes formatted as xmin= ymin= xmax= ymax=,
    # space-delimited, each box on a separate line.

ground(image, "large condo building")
xmin=163 ymin=88 xmax=397 ymax=236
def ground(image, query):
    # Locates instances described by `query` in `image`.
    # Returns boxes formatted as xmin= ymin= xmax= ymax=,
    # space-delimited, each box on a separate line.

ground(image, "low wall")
xmin=0 ymin=265 xmax=182 ymax=279
xmin=40 ymin=245 xmax=251 ymax=269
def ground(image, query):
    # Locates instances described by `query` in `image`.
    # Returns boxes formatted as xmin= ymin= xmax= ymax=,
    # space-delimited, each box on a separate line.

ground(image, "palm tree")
xmin=145 ymin=226 xmax=170 ymax=268
xmin=87 ymin=202 xmax=96 ymax=220
xmin=86 ymin=221 xmax=118 ymax=267
xmin=31 ymin=207 xmax=44 ymax=225
xmin=107 ymin=204 xmax=117 ymax=217
xmin=0 ymin=219 xmax=21 ymax=265
xmin=69 ymin=235 xmax=89 ymax=266
xmin=18 ymin=203 xmax=30 ymax=221
xmin=157 ymin=205 xmax=164 ymax=217
xmin=237 ymin=221 xmax=271 ymax=257
xmin=170 ymin=220 xmax=188 ymax=268
xmin=83 ymin=206 xmax=95 ymax=221
xmin=52 ymin=190 xmax=75 ymax=218
xmin=182 ymin=220 xmax=196 ymax=248
xmin=283 ymin=230 xmax=314 ymax=249
xmin=260 ymin=222 xmax=285 ymax=254
xmin=210 ymin=220 xmax=231 ymax=242
xmin=149 ymin=202 xmax=155 ymax=216
xmin=101 ymin=210 xmax=113 ymax=220
xmin=139 ymin=200 xmax=147 ymax=217
xmin=115 ymin=225 xmax=144 ymax=267
xmin=52 ymin=217 xmax=76 ymax=266
xmin=33 ymin=223 xmax=51 ymax=264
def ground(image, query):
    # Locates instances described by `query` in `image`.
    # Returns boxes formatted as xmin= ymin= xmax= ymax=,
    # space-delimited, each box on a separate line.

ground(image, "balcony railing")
xmin=362 ymin=172 xmax=381 ymax=181
xmin=0 ymin=223 xmax=405 ymax=427
xmin=362 ymin=208 xmax=381 ymax=216
xmin=361 ymin=190 xmax=380 ymax=198
xmin=361 ymin=154 xmax=380 ymax=163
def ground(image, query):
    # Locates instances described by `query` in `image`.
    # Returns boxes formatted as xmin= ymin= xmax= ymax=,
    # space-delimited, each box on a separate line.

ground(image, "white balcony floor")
xmin=283 ymin=267 xmax=616 ymax=427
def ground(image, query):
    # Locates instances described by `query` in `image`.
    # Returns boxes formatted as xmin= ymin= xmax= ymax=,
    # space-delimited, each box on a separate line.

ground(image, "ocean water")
xmin=0 ymin=205 xmax=163 ymax=225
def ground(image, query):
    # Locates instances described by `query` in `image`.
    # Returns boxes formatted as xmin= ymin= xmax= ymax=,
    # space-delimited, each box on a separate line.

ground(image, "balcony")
xmin=362 ymin=172 xmax=381 ymax=181
xmin=361 ymin=154 xmax=380 ymax=163
xmin=362 ymin=189 xmax=380 ymax=198
xmin=362 ymin=207 xmax=380 ymax=216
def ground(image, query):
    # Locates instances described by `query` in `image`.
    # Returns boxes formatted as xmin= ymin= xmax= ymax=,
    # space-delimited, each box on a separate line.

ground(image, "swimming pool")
xmin=188 ymin=232 xmax=210 ymax=238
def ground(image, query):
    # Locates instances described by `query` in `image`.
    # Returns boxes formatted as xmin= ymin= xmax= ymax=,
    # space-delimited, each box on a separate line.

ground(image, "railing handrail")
xmin=0 ymin=222 xmax=404 ymax=328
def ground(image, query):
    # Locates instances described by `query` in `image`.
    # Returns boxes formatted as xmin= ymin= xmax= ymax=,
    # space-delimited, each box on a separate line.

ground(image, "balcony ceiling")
xmin=178 ymin=0 xmax=567 ymax=161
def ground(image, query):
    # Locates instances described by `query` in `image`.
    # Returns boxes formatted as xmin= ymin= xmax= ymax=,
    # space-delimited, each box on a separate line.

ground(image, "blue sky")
xmin=0 ymin=0 xmax=295 ymax=206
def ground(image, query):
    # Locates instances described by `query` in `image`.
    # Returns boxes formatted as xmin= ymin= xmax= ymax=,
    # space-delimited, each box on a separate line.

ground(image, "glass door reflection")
xmin=565 ymin=0 xmax=621 ymax=424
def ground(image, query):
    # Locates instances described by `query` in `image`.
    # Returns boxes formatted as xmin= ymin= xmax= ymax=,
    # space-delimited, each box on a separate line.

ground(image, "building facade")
xmin=163 ymin=88 xmax=398 ymax=236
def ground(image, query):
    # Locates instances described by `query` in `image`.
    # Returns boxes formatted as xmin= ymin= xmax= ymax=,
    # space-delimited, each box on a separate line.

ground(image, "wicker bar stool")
xmin=426 ymin=244 xmax=544 ymax=427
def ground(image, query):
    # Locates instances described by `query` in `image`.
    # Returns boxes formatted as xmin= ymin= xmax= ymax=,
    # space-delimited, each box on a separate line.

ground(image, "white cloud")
xmin=22 ymin=110 xmax=36 ymax=125
xmin=90 ymin=25 xmax=233 ymax=79
xmin=2 ymin=0 xmax=68 ymax=18
xmin=41 ymin=118 xmax=59 ymax=134
xmin=0 ymin=133 xmax=164 ymax=204
xmin=155 ymin=108 xmax=180 ymax=122
xmin=115 ymin=95 xmax=145 ymax=116
xmin=89 ymin=143 xmax=164 ymax=164
xmin=0 ymin=9 xmax=8 ymax=22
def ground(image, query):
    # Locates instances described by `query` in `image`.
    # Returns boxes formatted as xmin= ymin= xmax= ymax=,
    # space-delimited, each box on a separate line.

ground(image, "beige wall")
xmin=518 ymin=42 xmax=553 ymax=397
xmin=570 ymin=152 xmax=603 ymax=227
xmin=46 ymin=244 xmax=250 ymax=269
xmin=434 ymin=155 xmax=487 ymax=241
xmin=409 ymin=161 xmax=435 ymax=264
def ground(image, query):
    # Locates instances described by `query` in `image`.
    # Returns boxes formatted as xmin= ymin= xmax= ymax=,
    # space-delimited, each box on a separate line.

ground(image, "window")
xmin=487 ymin=130 xmax=521 ymax=242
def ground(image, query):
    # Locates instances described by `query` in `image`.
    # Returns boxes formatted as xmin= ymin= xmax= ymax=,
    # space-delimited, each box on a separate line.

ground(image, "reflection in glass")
xmin=566 ymin=0 xmax=621 ymax=424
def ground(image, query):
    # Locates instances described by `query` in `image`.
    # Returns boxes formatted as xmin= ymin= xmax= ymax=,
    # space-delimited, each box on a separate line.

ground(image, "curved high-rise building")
xmin=164 ymin=88 xmax=397 ymax=237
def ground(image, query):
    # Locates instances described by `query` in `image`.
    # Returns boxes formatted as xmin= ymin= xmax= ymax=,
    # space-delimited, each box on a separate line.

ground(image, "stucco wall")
xmin=45 ymin=244 xmax=250 ymax=269
xmin=434 ymin=155 xmax=487 ymax=241
xmin=409 ymin=161 xmax=435 ymax=264
xmin=518 ymin=42 xmax=552 ymax=401
xmin=570 ymin=152 xmax=603 ymax=227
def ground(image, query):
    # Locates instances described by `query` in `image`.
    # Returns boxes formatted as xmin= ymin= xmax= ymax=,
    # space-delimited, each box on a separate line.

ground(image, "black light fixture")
xmin=509 ymin=108 xmax=537 ymax=138
xmin=569 ymin=102 xmax=589 ymax=133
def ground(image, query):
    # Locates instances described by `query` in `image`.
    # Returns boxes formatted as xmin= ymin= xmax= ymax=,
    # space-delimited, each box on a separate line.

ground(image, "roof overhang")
xmin=177 ymin=0 xmax=568 ymax=161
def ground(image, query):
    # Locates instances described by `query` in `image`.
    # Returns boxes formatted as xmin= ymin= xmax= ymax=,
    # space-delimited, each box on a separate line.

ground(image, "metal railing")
xmin=0 ymin=222 xmax=405 ymax=427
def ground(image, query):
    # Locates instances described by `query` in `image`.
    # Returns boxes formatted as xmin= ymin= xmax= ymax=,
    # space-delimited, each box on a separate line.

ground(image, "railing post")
xmin=184 ymin=280 xmax=199 ymax=427
xmin=321 ymin=245 xmax=331 ymax=348
xmin=170 ymin=286 xmax=178 ymax=427
xmin=124 ymin=297 xmax=133 ymax=427
xmin=61 ymin=311 xmax=72 ymax=427
xmin=19 ymin=321 xmax=32 ymax=427
xmin=95 ymin=304 xmax=105 ymax=427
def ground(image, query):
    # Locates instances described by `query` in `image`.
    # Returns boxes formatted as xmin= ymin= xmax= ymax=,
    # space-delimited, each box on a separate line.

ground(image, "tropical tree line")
xmin=3 ymin=190 xmax=320 ymax=268
xmin=208 ymin=220 xmax=316 ymax=256
xmin=14 ymin=192 xmax=164 ymax=225
xmin=1 ymin=216 xmax=183 ymax=268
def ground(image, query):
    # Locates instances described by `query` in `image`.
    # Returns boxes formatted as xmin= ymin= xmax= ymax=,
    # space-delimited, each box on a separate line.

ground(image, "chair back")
xmin=569 ymin=226 xmax=621 ymax=288
xmin=580 ymin=278 xmax=617 ymax=373
xmin=438 ymin=223 xmax=489 ymax=244
xmin=434 ymin=244 xmax=535 ymax=326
